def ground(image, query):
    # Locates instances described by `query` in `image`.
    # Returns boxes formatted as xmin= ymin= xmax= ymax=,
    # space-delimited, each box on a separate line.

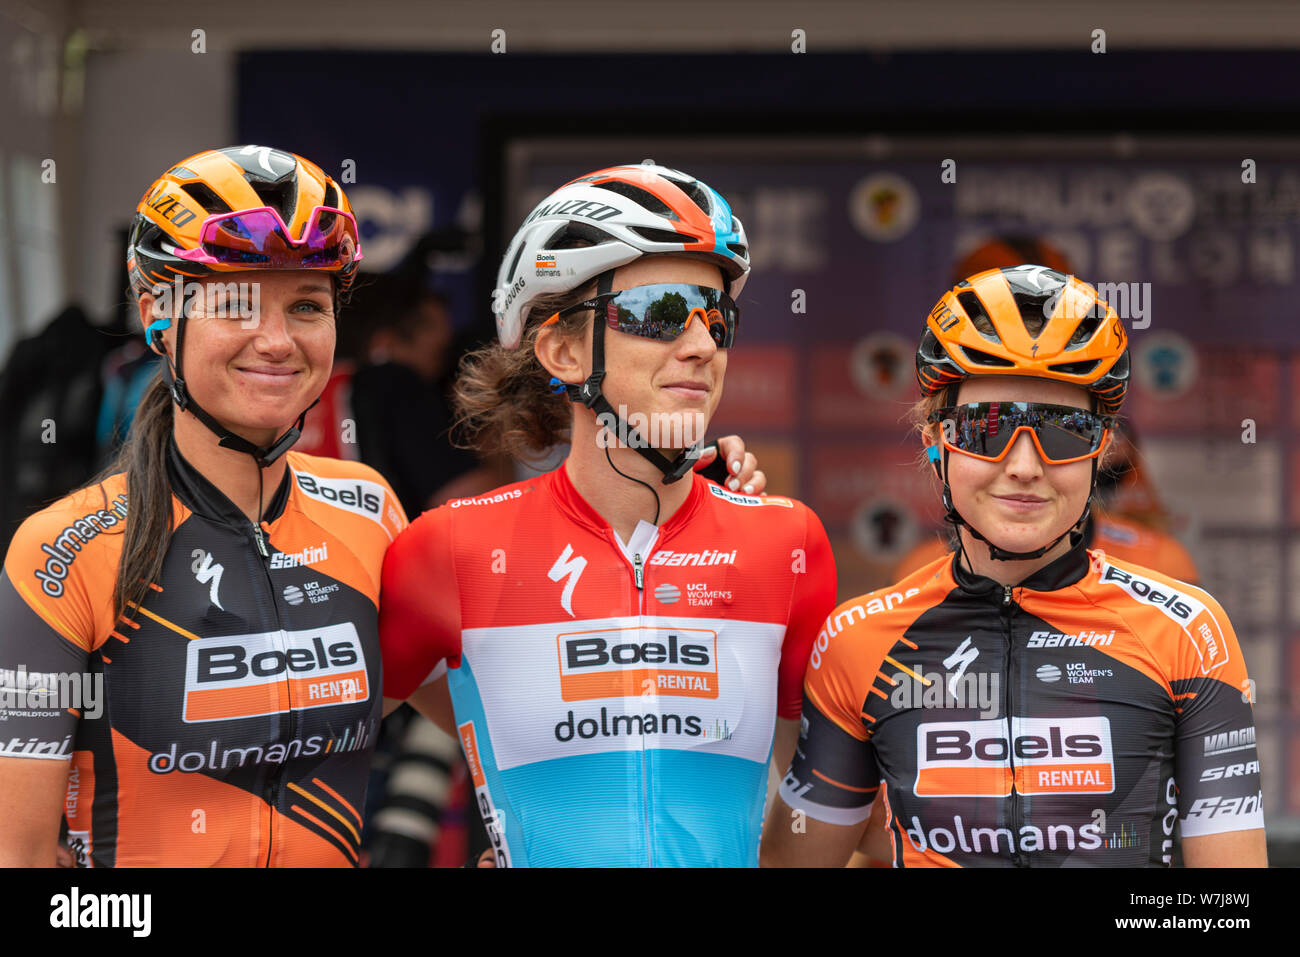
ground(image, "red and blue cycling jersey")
xmin=379 ymin=465 xmax=836 ymax=867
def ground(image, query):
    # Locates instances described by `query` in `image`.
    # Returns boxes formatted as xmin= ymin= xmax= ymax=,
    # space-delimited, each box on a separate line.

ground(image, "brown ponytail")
xmin=90 ymin=370 xmax=177 ymax=619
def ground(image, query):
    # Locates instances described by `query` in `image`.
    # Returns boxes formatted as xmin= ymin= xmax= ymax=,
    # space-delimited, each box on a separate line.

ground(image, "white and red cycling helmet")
xmin=493 ymin=163 xmax=750 ymax=349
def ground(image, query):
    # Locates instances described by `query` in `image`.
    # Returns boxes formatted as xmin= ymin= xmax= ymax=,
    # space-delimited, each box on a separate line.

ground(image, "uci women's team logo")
xmin=556 ymin=626 xmax=719 ymax=701
xmin=182 ymin=623 xmax=369 ymax=722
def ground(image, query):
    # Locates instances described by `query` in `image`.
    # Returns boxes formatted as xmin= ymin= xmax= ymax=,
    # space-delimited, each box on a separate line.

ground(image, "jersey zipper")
xmin=632 ymin=550 xmax=651 ymax=865
xmin=1001 ymin=583 xmax=1026 ymax=867
xmin=250 ymin=519 xmax=292 ymax=868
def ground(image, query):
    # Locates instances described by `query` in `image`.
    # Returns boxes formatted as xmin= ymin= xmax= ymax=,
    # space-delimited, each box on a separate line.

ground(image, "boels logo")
xmin=183 ymin=624 xmax=369 ymax=723
xmin=914 ymin=716 xmax=1115 ymax=798
xmin=1100 ymin=564 xmax=1228 ymax=674
xmin=556 ymin=627 xmax=718 ymax=701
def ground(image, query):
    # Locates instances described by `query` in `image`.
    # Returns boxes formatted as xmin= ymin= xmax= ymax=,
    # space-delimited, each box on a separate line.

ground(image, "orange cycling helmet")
xmin=128 ymin=145 xmax=361 ymax=467
xmin=129 ymin=145 xmax=361 ymax=298
xmin=916 ymin=265 xmax=1130 ymax=415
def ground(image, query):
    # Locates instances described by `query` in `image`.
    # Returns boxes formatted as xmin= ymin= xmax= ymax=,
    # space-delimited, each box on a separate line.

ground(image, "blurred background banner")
xmin=2 ymin=0 xmax=1299 ymax=858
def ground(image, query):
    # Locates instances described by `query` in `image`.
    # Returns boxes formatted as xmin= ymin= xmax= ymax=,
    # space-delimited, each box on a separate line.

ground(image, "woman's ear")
xmin=137 ymin=293 xmax=170 ymax=357
xmin=534 ymin=320 xmax=587 ymax=386
xmin=925 ymin=439 xmax=943 ymax=480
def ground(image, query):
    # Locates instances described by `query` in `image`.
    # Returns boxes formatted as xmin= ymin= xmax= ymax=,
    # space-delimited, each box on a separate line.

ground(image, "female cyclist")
xmin=379 ymin=163 xmax=837 ymax=867
xmin=0 ymin=145 xmax=410 ymax=867
xmin=762 ymin=265 xmax=1265 ymax=867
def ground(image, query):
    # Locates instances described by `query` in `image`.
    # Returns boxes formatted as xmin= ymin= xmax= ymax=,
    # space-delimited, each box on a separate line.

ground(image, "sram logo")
xmin=183 ymin=624 xmax=369 ymax=722
xmin=556 ymin=627 xmax=718 ymax=700
xmin=915 ymin=716 xmax=1114 ymax=798
xmin=1200 ymin=760 xmax=1259 ymax=782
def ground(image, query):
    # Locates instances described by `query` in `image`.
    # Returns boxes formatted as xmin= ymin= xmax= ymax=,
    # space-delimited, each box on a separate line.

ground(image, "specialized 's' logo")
xmin=556 ymin=627 xmax=718 ymax=700
xmin=915 ymin=716 xmax=1115 ymax=797
xmin=942 ymin=636 xmax=979 ymax=700
xmin=182 ymin=624 xmax=369 ymax=722
xmin=191 ymin=548 xmax=224 ymax=610
xmin=548 ymin=545 xmax=587 ymax=618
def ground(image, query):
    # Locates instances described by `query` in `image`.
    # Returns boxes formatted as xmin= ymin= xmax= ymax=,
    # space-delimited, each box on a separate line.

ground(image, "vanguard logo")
xmin=183 ymin=624 xmax=369 ymax=723
xmin=556 ymin=627 xmax=718 ymax=700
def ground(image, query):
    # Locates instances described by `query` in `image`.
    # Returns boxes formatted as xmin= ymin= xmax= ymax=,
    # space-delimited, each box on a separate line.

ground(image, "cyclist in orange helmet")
xmin=0 ymin=145 xmax=409 ymax=866
xmin=762 ymin=266 xmax=1264 ymax=868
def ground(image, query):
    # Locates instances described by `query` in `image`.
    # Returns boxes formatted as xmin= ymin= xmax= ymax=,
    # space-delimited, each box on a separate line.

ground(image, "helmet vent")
xmin=676 ymin=180 xmax=713 ymax=217
xmin=1066 ymin=313 xmax=1102 ymax=347
xmin=1049 ymin=359 xmax=1101 ymax=376
xmin=959 ymin=345 xmax=1014 ymax=368
xmin=592 ymin=181 xmax=674 ymax=218
xmin=631 ymin=227 xmax=698 ymax=245
xmin=547 ymin=222 xmax=615 ymax=248
xmin=250 ymin=178 xmax=297 ymax=220
xmin=726 ymin=241 xmax=748 ymax=257
xmin=956 ymin=291 xmax=998 ymax=341
xmin=181 ymin=182 xmax=232 ymax=215
xmin=504 ymin=241 xmax=526 ymax=285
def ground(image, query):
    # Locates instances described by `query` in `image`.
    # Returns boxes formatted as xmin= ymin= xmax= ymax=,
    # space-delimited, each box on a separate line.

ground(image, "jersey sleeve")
xmin=379 ymin=505 xmax=462 ymax=701
xmin=776 ymin=505 xmax=837 ymax=720
xmin=777 ymin=599 xmax=879 ymax=826
xmin=1167 ymin=587 xmax=1263 ymax=838
xmin=0 ymin=509 xmax=104 ymax=760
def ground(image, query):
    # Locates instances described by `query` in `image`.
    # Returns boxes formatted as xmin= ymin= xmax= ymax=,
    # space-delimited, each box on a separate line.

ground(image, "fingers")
xmin=713 ymin=435 xmax=745 ymax=475
xmin=725 ymin=452 xmax=761 ymax=494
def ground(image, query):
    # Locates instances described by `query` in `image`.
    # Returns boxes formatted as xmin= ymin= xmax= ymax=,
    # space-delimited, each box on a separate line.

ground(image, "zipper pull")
xmin=633 ymin=553 xmax=644 ymax=590
xmin=1002 ymin=584 xmax=1013 ymax=606
xmin=252 ymin=522 xmax=270 ymax=559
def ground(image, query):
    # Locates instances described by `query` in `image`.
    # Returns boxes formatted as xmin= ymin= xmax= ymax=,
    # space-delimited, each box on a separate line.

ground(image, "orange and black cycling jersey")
xmin=0 ymin=440 xmax=405 ymax=866
xmin=781 ymin=543 xmax=1262 ymax=867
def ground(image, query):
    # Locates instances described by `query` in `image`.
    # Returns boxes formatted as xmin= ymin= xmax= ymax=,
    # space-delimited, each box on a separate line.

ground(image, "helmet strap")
xmin=557 ymin=269 xmax=705 ymax=485
xmin=939 ymin=444 xmax=1095 ymax=564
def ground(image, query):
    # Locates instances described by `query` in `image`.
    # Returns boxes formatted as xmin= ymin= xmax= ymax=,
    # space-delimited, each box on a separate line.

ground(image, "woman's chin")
xmin=985 ymin=525 xmax=1070 ymax=558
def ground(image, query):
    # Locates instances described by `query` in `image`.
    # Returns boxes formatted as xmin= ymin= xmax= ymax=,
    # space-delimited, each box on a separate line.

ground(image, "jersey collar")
xmin=952 ymin=537 xmax=1090 ymax=597
xmin=167 ymin=436 xmax=292 ymax=529
xmin=546 ymin=462 xmax=706 ymax=539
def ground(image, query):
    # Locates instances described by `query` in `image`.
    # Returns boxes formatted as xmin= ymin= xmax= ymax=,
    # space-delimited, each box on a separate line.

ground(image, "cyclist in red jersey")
xmin=379 ymin=164 xmax=837 ymax=867
xmin=0 ymin=146 xmax=409 ymax=866
xmin=762 ymin=265 xmax=1265 ymax=867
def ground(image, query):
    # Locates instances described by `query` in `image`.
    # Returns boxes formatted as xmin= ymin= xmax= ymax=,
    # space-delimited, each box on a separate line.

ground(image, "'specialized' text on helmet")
xmin=493 ymin=163 xmax=749 ymax=349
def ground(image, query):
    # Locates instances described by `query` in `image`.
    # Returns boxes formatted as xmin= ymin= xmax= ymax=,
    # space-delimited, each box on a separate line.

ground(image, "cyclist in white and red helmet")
xmin=377 ymin=164 xmax=837 ymax=866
